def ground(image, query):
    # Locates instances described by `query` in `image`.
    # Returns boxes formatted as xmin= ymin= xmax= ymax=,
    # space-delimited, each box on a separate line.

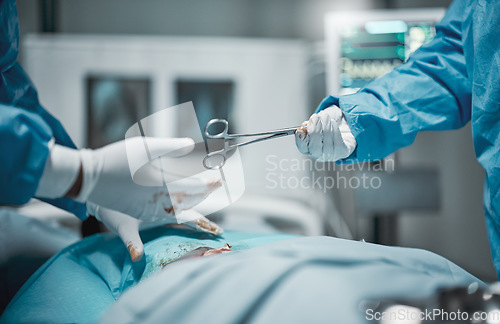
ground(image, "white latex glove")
xmin=87 ymin=203 xmax=224 ymax=262
xmin=295 ymin=106 xmax=357 ymax=162
xmin=36 ymin=137 xmax=222 ymax=222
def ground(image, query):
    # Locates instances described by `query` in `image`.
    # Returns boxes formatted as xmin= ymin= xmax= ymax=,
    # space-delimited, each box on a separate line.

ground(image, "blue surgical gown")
xmin=0 ymin=0 xmax=86 ymax=219
xmin=316 ymin=0 xmax=500 ymax=276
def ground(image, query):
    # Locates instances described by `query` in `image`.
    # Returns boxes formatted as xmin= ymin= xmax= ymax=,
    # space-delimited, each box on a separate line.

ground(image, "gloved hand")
xmin=36 ymin=137 xmax=222 ymax=223
xmin=77 ymin=137 xmax=222 ymax=222
xmin=87 ymin=203 xmax=223 ymax=262
xmin=295 ymin=106 xmax=357 ymax=162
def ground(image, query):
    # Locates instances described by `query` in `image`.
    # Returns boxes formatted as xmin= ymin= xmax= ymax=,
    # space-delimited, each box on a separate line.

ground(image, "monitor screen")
xmin=339 ymin=21 xmax=436 ymax=93
xmin=325 ymin=9 xmax=445 ymax=95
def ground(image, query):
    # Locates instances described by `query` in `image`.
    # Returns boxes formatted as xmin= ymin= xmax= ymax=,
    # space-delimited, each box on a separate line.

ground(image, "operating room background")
xmin=15 ymin=0 xmax=496 ymax=281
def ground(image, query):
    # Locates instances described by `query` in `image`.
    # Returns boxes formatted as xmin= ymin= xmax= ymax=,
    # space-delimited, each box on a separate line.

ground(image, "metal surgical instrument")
xmin=203 ymin=118 xmax=299 ymax=169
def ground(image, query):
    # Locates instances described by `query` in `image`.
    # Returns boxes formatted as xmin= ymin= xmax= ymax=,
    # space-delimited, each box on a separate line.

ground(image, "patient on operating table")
xmin=143 ymin=242 xmax=232 ymax=280
xmin=0 ymin=225 xmax=482 ymax=324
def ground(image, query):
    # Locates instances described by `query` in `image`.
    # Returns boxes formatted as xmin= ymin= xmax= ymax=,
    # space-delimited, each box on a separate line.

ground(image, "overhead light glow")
xmin=365 ymin=20 xmax=408 ymax=34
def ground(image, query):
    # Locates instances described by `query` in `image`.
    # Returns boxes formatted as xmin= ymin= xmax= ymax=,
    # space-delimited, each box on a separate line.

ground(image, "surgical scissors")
xmin=203 ymin=118 xmax=299 ymax=169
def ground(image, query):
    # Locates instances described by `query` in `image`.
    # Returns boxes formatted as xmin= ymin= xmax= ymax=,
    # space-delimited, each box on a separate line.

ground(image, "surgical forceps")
xmin=203 ymin=118 xmax=299 ymax=169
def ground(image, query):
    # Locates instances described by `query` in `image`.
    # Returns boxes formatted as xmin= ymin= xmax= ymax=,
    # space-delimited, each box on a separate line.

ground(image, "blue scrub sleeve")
xmin=0 ymin=106 xmax=52 ymax=205
xmin=0 ymin=0 xmax=86 ymax=219
xmin=317 ymin=0 xmax=472 ymax=163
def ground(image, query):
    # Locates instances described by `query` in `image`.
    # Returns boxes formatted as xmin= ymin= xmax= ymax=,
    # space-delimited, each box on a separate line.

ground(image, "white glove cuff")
xmin=35 ymin=141 xmax=82 ymax=199
xmin=85 ymin=202 xmax=102 ymax=221
xmin=337 ymin=114 xmax=357 ymax=158
xmin=74 ymin=149 xmax=102 ymax=203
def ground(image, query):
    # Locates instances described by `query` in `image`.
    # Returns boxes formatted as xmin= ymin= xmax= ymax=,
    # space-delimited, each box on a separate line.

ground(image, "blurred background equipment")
xmin=87 ymin=77 xmax=150 ymax=148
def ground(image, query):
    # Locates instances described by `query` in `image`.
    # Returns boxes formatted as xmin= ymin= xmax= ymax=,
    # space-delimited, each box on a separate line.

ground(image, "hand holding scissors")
xmin=203 ymin=119 xmax=299 ymax=169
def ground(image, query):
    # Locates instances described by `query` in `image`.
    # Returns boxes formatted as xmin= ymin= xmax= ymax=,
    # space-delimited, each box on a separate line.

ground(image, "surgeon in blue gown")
xmin=0 ymin=0 xmax=223 ymax=262
xmin=296 ymin=0 xmax=500 ymax=277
